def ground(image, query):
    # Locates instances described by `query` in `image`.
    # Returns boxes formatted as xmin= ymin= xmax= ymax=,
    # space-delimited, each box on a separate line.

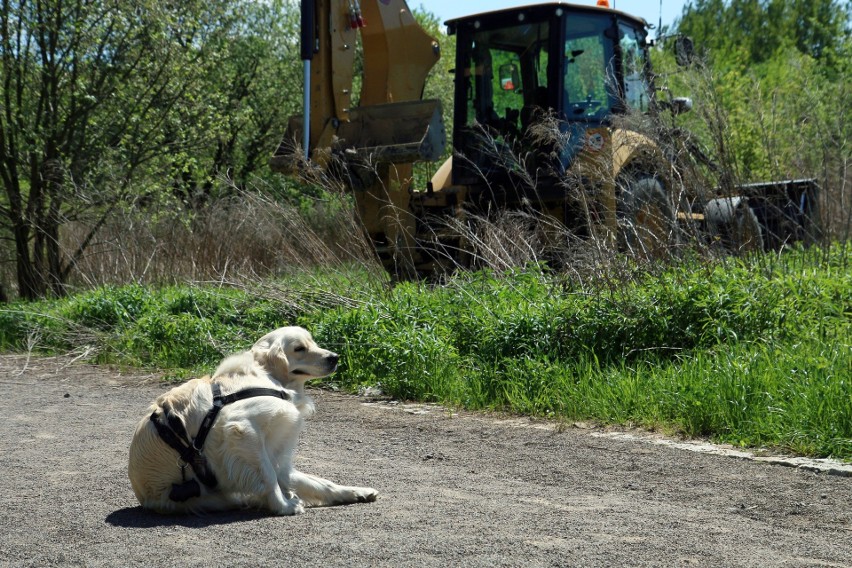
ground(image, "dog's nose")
xmin=327 ymin=353 xmax=339 ymax=367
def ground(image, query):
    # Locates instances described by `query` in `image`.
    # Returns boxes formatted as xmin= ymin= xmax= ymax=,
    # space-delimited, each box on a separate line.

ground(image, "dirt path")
xmin=1 ymin=355 xmax=850 ymax=567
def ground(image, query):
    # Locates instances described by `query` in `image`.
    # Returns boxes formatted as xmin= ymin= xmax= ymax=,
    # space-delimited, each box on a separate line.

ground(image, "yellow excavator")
xmin=270 ymin=0 xmax=819 ymax=276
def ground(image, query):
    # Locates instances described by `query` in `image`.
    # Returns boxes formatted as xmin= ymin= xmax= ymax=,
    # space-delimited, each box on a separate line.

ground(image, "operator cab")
xmin=447 ymin=2 xmax=653 ymax=186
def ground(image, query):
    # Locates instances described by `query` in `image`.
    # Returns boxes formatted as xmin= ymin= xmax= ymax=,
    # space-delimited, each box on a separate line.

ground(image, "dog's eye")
xmin=293 ymin=345 xmax=305 ymax=352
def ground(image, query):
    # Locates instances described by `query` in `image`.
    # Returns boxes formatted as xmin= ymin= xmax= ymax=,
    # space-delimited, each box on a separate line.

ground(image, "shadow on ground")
xmin=105 ymin=506 xmax=269 ymax=528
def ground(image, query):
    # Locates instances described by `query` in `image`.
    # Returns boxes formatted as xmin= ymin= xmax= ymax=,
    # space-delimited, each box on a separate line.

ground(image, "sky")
xmin=414 ymin=0 xmax=690 ymax=33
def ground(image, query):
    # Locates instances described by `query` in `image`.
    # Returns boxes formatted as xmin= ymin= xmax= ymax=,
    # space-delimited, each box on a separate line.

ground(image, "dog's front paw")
xmin=353 ymin=487 xmax=379 ymax=503
xmin=274 ymin=499 xmax=305 ymax=516
xmin=269 ymin=490 xmax=305 ymax=516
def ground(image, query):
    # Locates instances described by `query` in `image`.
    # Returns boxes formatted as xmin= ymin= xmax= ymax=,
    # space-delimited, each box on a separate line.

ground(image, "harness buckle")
xmin=177 ymin=459 xmax=192 ymax=485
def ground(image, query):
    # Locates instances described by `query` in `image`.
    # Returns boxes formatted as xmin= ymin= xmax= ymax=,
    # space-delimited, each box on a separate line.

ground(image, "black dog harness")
xmin=150 ymin=382 xmax=291 ymax=501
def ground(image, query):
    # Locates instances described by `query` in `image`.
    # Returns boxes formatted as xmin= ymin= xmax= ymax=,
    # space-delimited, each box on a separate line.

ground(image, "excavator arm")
xmin=270 ymin=0 xmax=447 ymax=276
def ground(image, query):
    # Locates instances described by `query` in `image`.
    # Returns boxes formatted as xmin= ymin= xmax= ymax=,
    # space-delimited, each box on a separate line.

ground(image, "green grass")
xmin=0 ymin=284 xmax=302 ymax=375
xmin=483 ymin=338 xmax=849 ymax=457
xmin=0 ymin=245 xmax=849 ymax=459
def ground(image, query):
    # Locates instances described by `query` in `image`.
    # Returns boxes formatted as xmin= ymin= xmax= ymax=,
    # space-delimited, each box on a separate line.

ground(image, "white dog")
xmin=128 ymin=326 xmax=378 ymax=515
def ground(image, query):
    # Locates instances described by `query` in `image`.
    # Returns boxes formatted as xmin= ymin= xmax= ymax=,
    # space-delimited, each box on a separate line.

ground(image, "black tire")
xmin=704 ymin=197 xmax=764 ymax=253
xmin=730 ymin=203 xmax=764 ymax=253
xmin=617 ymin=176 xmax=677 ymax=258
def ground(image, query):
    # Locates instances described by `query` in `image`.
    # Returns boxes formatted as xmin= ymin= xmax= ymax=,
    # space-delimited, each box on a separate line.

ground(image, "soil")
xmin=1 ymin=354 xmax=850 ymax=567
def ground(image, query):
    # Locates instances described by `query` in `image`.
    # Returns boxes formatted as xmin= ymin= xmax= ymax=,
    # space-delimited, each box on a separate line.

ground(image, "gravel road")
xmin=1 ymin=355 xmax=850 ymax=567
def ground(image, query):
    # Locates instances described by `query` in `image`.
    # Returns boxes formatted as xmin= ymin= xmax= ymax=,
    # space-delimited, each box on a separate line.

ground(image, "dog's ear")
xmin=251 ymin=336 xmax=289 ymax=381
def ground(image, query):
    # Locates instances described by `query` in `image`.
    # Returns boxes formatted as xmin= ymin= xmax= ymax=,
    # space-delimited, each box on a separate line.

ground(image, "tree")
xmin=166 ymin=0 xmax=305 ymax=206
xmin=0 ymin=0 xmax=237 ymax=299
xmin=662 ymin=0 xmax=851 ymax=238
xmin=676 ymin=0 xmax=851 ymax=72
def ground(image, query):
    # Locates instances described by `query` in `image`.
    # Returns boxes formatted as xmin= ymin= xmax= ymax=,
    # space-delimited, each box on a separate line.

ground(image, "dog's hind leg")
xmin=216 ymin=420 xmax=304 ymax=516
xmin=287 ymin=469 xmax=378 ymax=507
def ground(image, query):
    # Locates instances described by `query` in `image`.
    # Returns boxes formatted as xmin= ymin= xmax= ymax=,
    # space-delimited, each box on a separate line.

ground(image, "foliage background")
xmin=655 ymin=0 xmax=851 ymax=238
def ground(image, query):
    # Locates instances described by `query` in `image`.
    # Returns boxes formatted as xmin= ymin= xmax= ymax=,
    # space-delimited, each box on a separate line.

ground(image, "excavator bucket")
xmin=336 ymin=99 xmax=446 ymax=163
xmin=270 ymin=99 xmax=445 ymax=173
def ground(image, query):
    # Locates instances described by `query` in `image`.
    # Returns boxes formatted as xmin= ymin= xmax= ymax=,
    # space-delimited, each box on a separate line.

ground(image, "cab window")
xmin=618 ymin=22 xmax=652 ymax=112
xmin=463 ymin=21 xmax=551 ymax=140
xmin=562 ymin=14 xmax=616 ymax=120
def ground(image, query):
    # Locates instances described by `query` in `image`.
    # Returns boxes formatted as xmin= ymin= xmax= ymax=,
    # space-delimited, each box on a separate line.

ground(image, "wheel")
xmin=730 ymin=203 xmax=763 ymax=252
xmin=617 ymin=175 xmax=677 ymax=258
xmin=704 ymin=197 xmax=764 ymax=253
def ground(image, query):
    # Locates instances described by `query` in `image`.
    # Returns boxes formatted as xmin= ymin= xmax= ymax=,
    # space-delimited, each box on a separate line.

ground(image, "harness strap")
xmin=150 ymin=411 xmax=197 ymax=466
xmin=193 ymin=385 xmax=291 ymax=452
xmin=150 ymin=410 xmax=219 ymax=489
xmin=149 ymin=383 xmax=292 ymax=494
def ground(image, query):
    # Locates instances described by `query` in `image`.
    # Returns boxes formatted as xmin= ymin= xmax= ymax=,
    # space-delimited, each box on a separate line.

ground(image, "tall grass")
xmin=0 ymin=184 xmax=380 ymax=296
xmin=303 ymin=244 xmax=849 ymax=459
xmin=493 ymin=337 xmax=849 ymax=458
xmin=3 ymin=244 xmax=846 ymax=459
xmin=0 ymin=270 xmax=380 ymax=372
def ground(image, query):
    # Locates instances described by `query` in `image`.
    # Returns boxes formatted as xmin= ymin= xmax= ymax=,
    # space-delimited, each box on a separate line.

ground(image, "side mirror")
xmin=674 ymin=35 xmax=695 ymax=67
xmin=671 ymin=96 xmax=693 ymax=115
xmin=498 ymin=63 xmax=520 ymax=92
